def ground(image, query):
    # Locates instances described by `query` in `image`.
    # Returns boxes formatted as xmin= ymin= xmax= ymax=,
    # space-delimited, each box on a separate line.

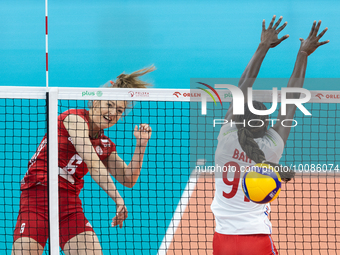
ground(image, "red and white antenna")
xmin=45 ymin=0 xmax=49 ymax=88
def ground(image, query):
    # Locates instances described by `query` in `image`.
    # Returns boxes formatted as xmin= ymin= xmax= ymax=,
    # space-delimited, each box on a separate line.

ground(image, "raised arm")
xmin=226 ymin=15 xmax=289 ymax=121
xmin=64 ymin=114 xmax=127 ymax=228
xmin=103 ymin=124 xmax=152 ymax=188
xmin=273 ymin=21 xmax=329 ymax=144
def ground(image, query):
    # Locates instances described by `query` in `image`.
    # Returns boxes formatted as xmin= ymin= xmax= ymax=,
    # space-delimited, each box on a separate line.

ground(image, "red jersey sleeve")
xmin=22 ymin=109 xmax=116 ymax=195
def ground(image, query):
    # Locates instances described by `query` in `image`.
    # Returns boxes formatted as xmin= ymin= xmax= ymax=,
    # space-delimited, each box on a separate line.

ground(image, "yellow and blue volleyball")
xmin=242 ymin=163 xmax=282 ymax=204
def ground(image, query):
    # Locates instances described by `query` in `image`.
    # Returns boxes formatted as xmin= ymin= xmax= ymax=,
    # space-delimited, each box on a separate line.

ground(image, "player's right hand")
xmin=112 ymin=202 xmax=128 ymax=228
xmin=134 ymin=124 xmax=152 ymax=146
xmin=299 ymin=20 xmax=329 ymax=56
xmin=261 ymin=15 xmax=289 ymax=48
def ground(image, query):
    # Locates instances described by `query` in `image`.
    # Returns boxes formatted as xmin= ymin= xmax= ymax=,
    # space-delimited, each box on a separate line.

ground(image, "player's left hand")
xmin=112 ymin=204 xmax=128 ymax=228
xmin=134 ymin=124 xmax=152 ymax=146
xmin=299 ymin=20 xmax=329 ymax=56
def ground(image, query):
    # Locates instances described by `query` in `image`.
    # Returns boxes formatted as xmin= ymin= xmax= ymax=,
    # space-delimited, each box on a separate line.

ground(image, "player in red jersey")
xmin=12 ymin=66 xmax=155 ymax=255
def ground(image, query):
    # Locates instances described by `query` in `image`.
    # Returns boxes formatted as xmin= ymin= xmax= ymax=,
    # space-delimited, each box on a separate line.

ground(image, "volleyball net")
xmin=1 ymin=85 xmax=340 ymax=255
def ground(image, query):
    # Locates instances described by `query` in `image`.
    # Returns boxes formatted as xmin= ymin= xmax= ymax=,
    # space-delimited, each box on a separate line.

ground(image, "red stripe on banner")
xmin=46 ymin=53 xmax=48 ymax=71
xmin=45 ymin=16 xmax=48 ymax=35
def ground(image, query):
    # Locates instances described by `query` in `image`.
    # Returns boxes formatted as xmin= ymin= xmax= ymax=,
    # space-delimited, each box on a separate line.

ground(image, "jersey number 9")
xmin=222 ymin=161 xmax=250 ymax=202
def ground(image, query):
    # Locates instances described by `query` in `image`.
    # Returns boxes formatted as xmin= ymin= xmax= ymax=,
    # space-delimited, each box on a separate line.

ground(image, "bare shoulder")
xmin=63 ymin=114 xmax=87 ymax=126
xmin=63 ymin=114 xmax=89 ymax=137
xmin=64 ymin=114 xmax=84 ymax=123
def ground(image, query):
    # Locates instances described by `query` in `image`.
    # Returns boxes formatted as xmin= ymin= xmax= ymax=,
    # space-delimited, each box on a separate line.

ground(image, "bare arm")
xmin=64 ymin=114 xmax=127 ymax=228
xmin=273 ymin=21 xmax=329 ymax=144
xmin=226 ymin=15 xmax=289 ymax=121
xmin=103 ymin=124 xmax=152 ymax=188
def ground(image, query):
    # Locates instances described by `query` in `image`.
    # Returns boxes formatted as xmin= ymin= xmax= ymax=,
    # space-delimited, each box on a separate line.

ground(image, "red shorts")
xmin=13 ymin=185 xmax=94 ymax=250
xmin=213 ymin=232 xmax=278 ymax=255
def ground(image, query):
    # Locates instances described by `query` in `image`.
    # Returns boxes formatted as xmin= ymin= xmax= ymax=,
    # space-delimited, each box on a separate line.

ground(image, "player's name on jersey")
xmin=232 ymin=149 xmax=252 ymax=164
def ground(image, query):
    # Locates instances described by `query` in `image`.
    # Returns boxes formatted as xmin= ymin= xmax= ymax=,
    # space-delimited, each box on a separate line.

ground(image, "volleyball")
xmin=242 ymin=163 xmax=282 ymax=204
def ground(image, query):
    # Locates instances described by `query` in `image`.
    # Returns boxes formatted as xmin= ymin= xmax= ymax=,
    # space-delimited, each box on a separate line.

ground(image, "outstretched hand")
xmin=261 ymin=15 xmax=289 ymax=48
xmin=299 ymin=20 xmax=329 ymax=56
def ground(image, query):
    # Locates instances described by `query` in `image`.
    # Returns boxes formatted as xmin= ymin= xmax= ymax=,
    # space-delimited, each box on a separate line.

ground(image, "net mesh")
xmin=0 ymin=98 xmax=48 ymax=254
xmin=1 ymin=89 xmax=340 ymax=255
xmin=271 ymin=102 xmax=340 ymax=255
xmin=189 ymin=101 xmax=340 ymax=255
xmin=57 ymin=99 xmax=190 ymax=254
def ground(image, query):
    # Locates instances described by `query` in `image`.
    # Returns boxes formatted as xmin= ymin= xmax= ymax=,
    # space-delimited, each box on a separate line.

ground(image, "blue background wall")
xmin=0 ymin=1 xmax=339 ymax=254
xmin=0 ymin=0 xmax=338 ymax=89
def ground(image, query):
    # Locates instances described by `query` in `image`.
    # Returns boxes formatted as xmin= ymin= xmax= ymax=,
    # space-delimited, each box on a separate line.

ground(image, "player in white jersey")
xmin=211 ymin=16 xmax=329 ymax=255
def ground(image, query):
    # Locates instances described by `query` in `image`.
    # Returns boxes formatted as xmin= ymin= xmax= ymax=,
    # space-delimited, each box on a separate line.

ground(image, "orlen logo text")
xmin=128 ymin=91 xmax=149 ymax=97
xmin=173 ymin=92 xmax=201 ymax=98
xmin=316 ymin=93 xmax=340 ymax=99
xmin=183 ymin=92 xmax=201 ymax=97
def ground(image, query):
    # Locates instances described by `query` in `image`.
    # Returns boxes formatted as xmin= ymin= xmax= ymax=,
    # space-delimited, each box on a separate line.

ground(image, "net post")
xmin=47 ymin=88 xmax=59 ymax=254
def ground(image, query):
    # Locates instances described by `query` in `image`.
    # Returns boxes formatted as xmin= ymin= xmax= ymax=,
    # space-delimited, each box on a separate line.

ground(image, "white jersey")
xmin=211 ymin=124 xmax=284 ymax=235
